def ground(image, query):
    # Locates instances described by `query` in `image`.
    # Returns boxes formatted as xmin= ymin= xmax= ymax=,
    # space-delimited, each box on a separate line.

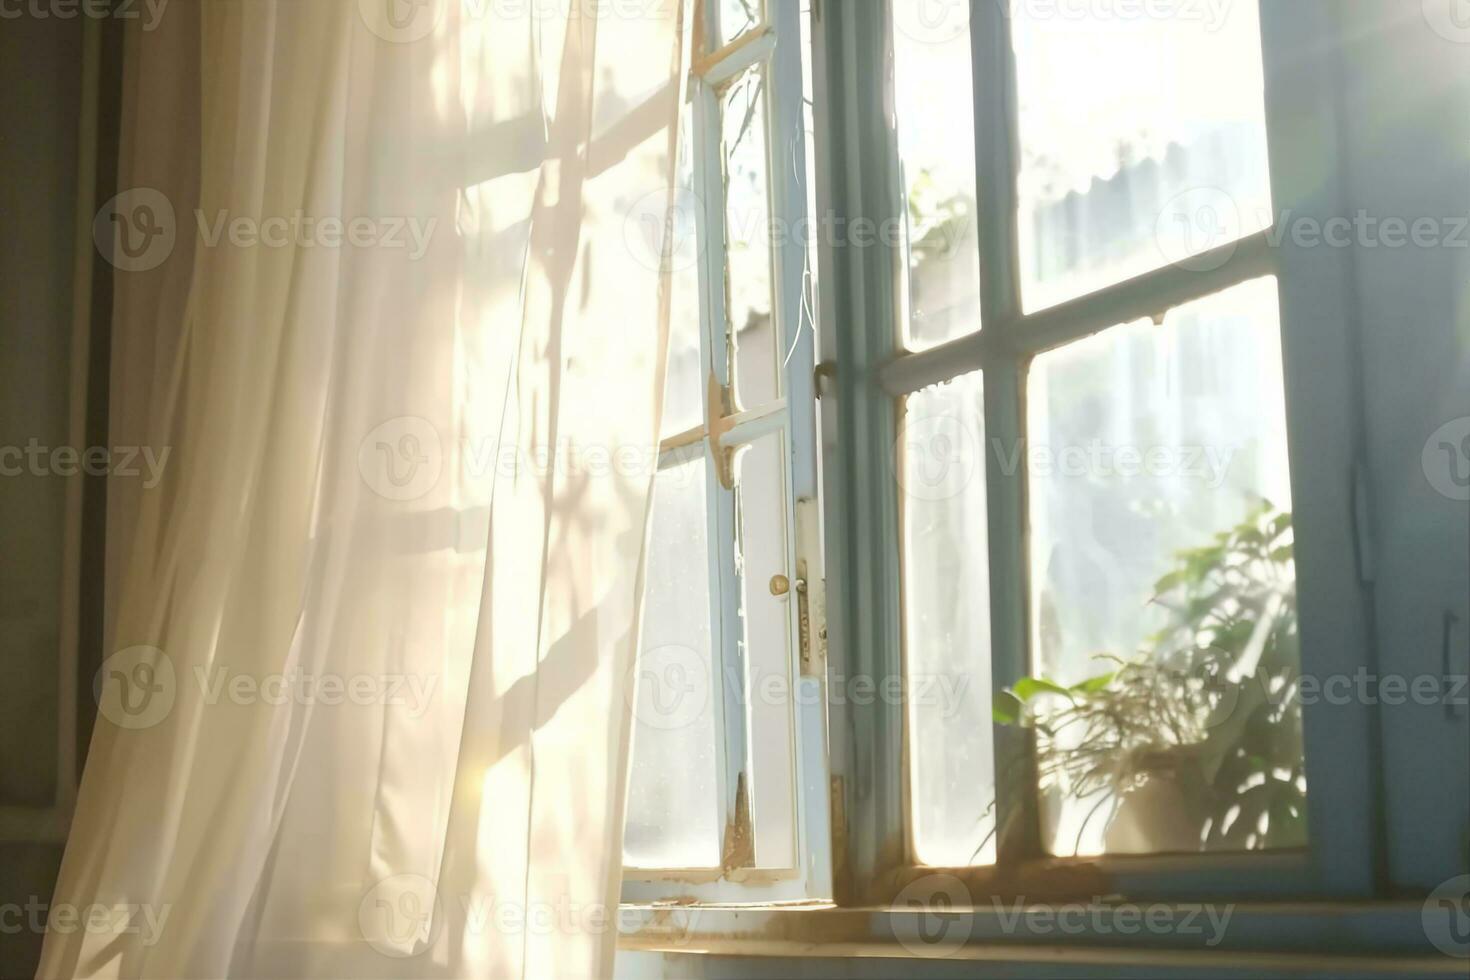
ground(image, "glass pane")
xmin=722 ymin=67 xmax=779 ymax=408
xmin=625 ymin=452 xmax=721 ymax=868
xmin=901 ymin=373 xmax=996 ymax=866
xmin=735 ymin=433 xmax=796 ymax=867
xmin=1013 ymin=0 xmax=1272 ymax=311
xmin=717 ymin=0 xmax=763 ymax=48
xmin=1024 ymin=277 xmax=1304 ymax=858
xmin=893 ymin=3 xmax=982 ymax=349
xmin=662 ymin=103 xmax=705 ymax=439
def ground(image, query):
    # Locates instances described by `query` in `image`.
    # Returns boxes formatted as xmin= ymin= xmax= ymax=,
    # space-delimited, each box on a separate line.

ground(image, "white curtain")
xmin=41 ymin=1 xmax=686 ymax=976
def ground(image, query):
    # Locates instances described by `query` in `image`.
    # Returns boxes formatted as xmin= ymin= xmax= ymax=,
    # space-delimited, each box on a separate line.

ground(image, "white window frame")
xmin=621 ymin=0 xmax=833 ymax=906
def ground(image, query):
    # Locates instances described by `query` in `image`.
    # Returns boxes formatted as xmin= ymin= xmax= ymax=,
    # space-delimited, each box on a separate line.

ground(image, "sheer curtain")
xmin=40 ymin=1 xmax=686 ymax=976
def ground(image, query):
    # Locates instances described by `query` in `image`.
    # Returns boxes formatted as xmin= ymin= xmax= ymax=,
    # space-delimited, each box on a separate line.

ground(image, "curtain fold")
xmin=42 ymin=2 xmax=686 ymax=977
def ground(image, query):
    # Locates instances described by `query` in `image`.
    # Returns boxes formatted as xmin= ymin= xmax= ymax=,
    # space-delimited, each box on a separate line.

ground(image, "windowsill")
xmin=617 ymin=901 xmax=1462 ymax=974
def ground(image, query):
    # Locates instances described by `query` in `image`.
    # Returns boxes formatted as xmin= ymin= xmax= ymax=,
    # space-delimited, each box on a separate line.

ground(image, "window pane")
xmin=893 ymin=6 xmax=982 ymax=349
xmin=723 ymin=67 xmax=779 ymax=408
xmin=718 ymin=0 xmax=763 ymax=48
xmin=663 ymin=103 xmax=705 ymax=439
xmin=901 ymin=373 xmax=996 ymax=866
xmin=1024 ymin=277 xmax=1305 ymax=858
xmin=735 ymin=433 xmax=796 ymax=867
xmin=625 ymin=453 xmax=721 ymax=868
xmin=1013 ymin=0 xmax=1272 ymax=311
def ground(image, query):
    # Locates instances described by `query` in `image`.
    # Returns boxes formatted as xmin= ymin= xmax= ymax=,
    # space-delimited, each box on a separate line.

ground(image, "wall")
xmin=0 ymin=10 xmax=85 ymax=977
xmin=1344 ymin=0 xmax=1470 ymax=893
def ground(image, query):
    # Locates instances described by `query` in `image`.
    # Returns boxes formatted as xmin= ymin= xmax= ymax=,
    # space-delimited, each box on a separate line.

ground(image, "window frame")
xmin=620 ymin=0 xmax=833 ymax=906
xmin=813 ymin=0 xmax=1383 ymax=907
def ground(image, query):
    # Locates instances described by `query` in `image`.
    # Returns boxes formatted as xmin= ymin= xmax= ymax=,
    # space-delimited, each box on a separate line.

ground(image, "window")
xmin=896 ymin=2 xmax=1303 ymax=868
xmin=623 ymin=0 xmax=830 ymax=903
xmin=814 ymin=0 xmax=1377 ymax=906
xmin=625 ymin=0 xmax=1382 ymax=925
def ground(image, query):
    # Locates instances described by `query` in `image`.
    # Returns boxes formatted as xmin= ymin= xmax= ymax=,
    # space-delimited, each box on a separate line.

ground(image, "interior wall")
xmin=1343 ymin=0 xmax=1470 ymax=892
xmin=0 ymin=10 xmax=85 ymax=977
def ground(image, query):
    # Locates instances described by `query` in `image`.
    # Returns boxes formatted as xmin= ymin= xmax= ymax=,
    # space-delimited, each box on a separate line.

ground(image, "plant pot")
xmin=1102 ymin=775 xmax=1208 ymax=855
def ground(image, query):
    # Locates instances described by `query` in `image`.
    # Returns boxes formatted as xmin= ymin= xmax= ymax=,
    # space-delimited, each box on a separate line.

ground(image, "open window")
xmin=624 ymin=0 xmax=1394 ymax=951
xmin=622 ymin=0 xmax=831 ymax=904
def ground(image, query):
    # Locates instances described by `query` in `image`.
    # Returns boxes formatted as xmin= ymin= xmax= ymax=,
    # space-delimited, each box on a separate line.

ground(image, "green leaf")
xmin=1013 ymin=677 xmax=1073 ymax=703
xmin=992 ymin=691 xmax=1024 ymax=725
xmin=1153 ymin=570 xmax=1186 ymax=596
xmin=1070 ymin=672 xmax=1116 ymax=695
xmin=1210 ymin=619 xmax=1256 ymax=656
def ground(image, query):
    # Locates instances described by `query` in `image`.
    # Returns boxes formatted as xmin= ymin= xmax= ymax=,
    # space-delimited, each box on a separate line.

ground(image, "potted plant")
xmin=991 ymin=501 xmax=1308 ymax=857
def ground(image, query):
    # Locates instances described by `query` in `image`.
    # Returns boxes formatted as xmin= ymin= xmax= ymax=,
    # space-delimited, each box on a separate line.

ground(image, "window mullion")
xmin=877 ymin=231 xmax=1278 ymax=398
xmin=692 ymin=58 xmax=754 ymax=869
xmin=970 ymin=0 xmax=1036 ymax=871
xmin=810 ymin=0 xmax=907 ymax=904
